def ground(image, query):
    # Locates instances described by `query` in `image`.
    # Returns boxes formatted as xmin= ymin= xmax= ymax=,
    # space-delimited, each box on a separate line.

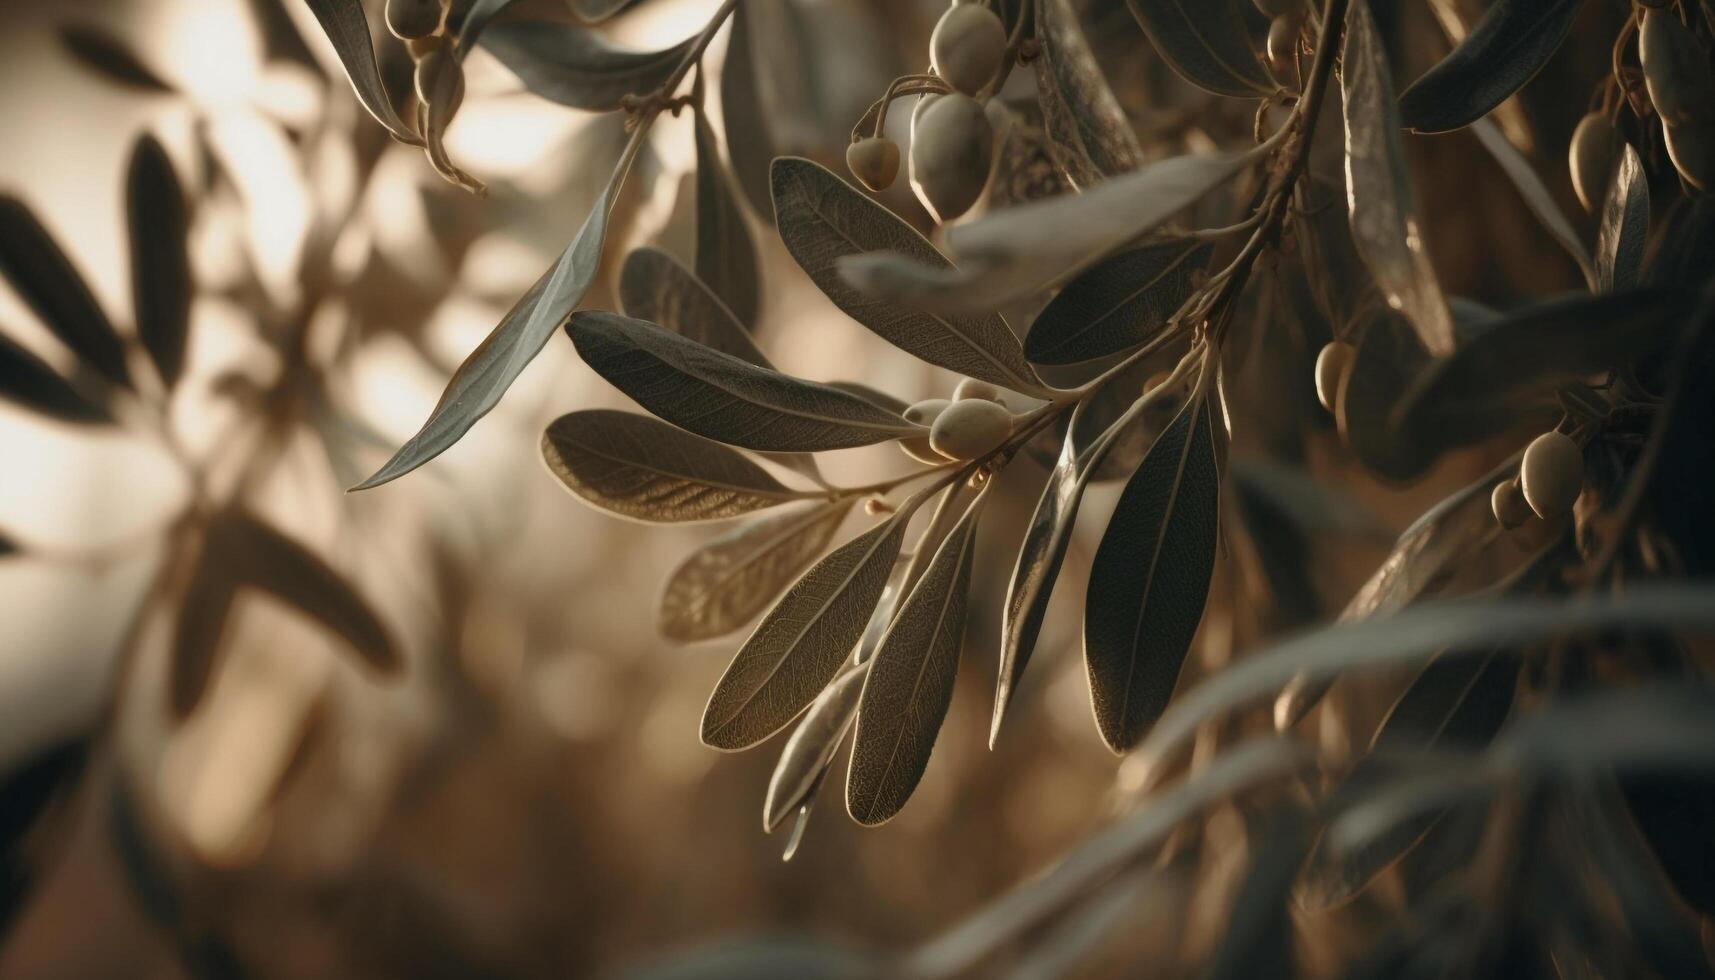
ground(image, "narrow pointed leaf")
xmin=58 ymin=24 xmax=175 ymax=93
xmin=1596 ymin=144 xmax=1649 ymax=294
xmin=479 ymin=21 xmax=693 ymax=111
xmin=695 ymin=111 xmax=760 ymax=327
xmin=0 ymin=332 xmax=110 ymax=423
xmin=766 ymin=663 xmax=868 ymax=832
xmin=1335 ymin=310 xmax=1435 ymax=482
xmin=825 ymin=381 xmax=908 ymax=415
xmin=356 ymin=132 xmax=644 ymax=489
xmin=1470 ymin=118 xmax=1594 ymax=286
xmin=569 ymin=311 xmax=919 ymax=452
xmin=1341 ymin=0 xmax=1455 ymax=357
xmin=0 ymin=197 xmax=131 ymax=388
xmin=1208 ymin=806 xmax=1314 ymax=980
xmin=661 ymin=500 xmax=853 ymax=643
xmin=771 ymin=157 xmax=1042 ymax=393
xmin=848 ymin=492 xmax=984 ymax=825
xmin=701 ymin=515 xmax=909 ymax=750
xmin=620 ymin=246 xmax=768 ymax=366
xmin=541 ymin=410 xmax=816 ymax=523
xmin=229 ymin=514 xmax=399 ymax=668
xmin=719 ymin=0 xmax=778 ymax=219
xmin=1397 ymin=0 xmax=1585 ymax=134
xmin=1085 ymin=397 xmax=1220 ymax=752
xmin=1025 ymin=239 xmax=1212 ymax=365
xmin=1034 ymin=0 xmax=1144 ymax=185
xmin=303 ymin=0 xmax=421 ymax=145
xmin=1123 ymin=0 xmax=1274 ymax=97
xmin=126 ymin=136 xmax=191 ymax=389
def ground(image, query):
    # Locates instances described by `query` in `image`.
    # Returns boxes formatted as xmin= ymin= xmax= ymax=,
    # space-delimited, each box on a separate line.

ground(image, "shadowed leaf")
xmin=1336 ymin=310 xmax=1435 ymax=482
xmin=0 ymin=197 xmax=131 ymax=388
xmin=126 ymin=136 xmax=191 ymax=389
xmin=1123 ymin=0 xmax=1274 ymax=97
xmin=1025 ymin=239 xmax=1212 ymax=365
xmin=303 ymin=0 xmax=422 ymax=145
xmin=0 ymin=332 xmax=110 ymax=423
xmin=1596 ymin=144 xmax=1649 ymax=294
xmin=620 ymin=246 xmax=768 ymax=366
xmin=1208 ymin=806 xmax=1313 ymax=980
xmin=695 ymin=111 xmax=760 ymax=327
xmin=1397 ymin=0 xmax=1584 ymax=134
xmin=569 ymin=0 xmax=640 ymax=22
xmin=719 ymin=1 xmax=777 ymax=219
xmin=1034 ymin=0 xmax=1144 ymax=185
xmin=58 ymin=24 xmax=175 ymax=92
xmin=1470 ymin=118 xmax=1594 ymax=286
xmin=480 ymin=21 xmax=692 ymax=111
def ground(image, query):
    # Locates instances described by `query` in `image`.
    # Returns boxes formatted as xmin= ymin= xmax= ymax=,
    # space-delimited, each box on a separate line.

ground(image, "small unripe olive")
xmin=930 ymin=4 xmax=1008 ymax=96
xmin=1491 ymin=478 xmax=1534 ymax=530
xmin=1568 ymin=112 xmax=1618 ymax=213
xmin=953 ymin=378 xmax=1002 ymax=402
xmin=902 ymin=397 xmax=952 ymax=426
xmin=386 ymin=0 xmax=443 ymax=40
xmin=1664 ymin=121 xmax=1714 ymax=192
xmin=847 ymin=137 xmax=901 ymax=192
xmin=1266 ymin=12 xmax=1304 ymax=75
xmin=1519 ymin=431 xmax=1583 ymax=519
xmin=1640 ymin=10 xmax=1715 ymax=128
xmin=929 ymin=398 xmax=1012 ymax=460
xmin=1253 ymin=0 xmax=1301 ymax=16
xmin=1313 ymin=340 xmax=1354 ymax=413
xmin=415 ymin=48 xmax=464 ymax=116
xmin=900 ymin=398 xmax=953 ymax=462
xmin=910 ymin=93 xmax=994 ymax=223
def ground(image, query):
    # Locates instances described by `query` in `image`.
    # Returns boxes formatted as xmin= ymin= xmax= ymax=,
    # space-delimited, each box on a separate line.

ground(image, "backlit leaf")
xmin=1025 ymin=239 xmax=1212 ymax=365
xmin=1596 ymin=143 xmax=1649 ymax=294
xmin=303 ymin=0 xmax=422 ymax=145
xmin=126 ymin=135 xmax=191 ymax=389
xmin=479 ymin=20 xmax=693 ymax=112
xmin=1123 ymin=0 xmax=1274 ymax=98
xmin=765 ymin=663 xmax=868 ymax=832
xmin=0 ymin=197 xmax=131 ymax=388
xmin=1397 ymin=0 xmax=1585 ymax=134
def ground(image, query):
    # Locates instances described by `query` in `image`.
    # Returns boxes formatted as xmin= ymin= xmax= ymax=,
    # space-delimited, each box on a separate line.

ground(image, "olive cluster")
xmin=898 ymin=378 xmax=1015 ymax=462
xmin=1491 ymin=431 xmax=1584 ymax=529
xmin=386 ymin=0 xmax=465 ymax=122
xmin=846 ymin=2 xmax=1010 ymax=222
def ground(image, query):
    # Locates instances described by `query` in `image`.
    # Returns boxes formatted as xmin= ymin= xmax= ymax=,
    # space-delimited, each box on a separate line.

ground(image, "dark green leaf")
xmin=1084 ymin=396 xmax=1220 ymax=752
xmin=355 ymin=130 xmax=645 ymax=489
xmin=1033 ymin=0 xmax=1144 ymax=185
xmin=1470 ymin=118 xmax=1594 ymax=286
xmin=1208 ymin=806 xmax=1313 ymax=980
xmin=1025 ymin=239 xmax=1212 ymax=365
xmin=765 ymin=663 xmax=867 ymax=832
xmin=126 ymin=136 xmax=191 ymax=389
xmin=771 ymin=157 xmax=1043 ymax=394
xmin=0 ymin=331 xmax=110 ymax=423
xmin=479 ymin=21 xmax=692 ymax=112
xmin=701 ymin=514 xmax=910 ymax=749
xmin=58 ymin=24 xmax=175 ymax=93
xmin=1122 ymin=0 xmax=1274 ymax=97
xmin=1397 ymin=0 xmax=1585 ymax=134
xmin=660 ymin=501 xmax=852 ymax=643
xmin=1596 ymin=143 xmax=1649 ymax=294
xmin=847 ymin=490 xmax=984 ymax=825
xmin=1335 ymin=310 xmax=1435 ymax=482
xmin=619 ymin=246 xmax=768 ymax=367
xmin=1341 ymin=0 xmax=1454 ymax=357
xmin=695 ymin=111 xmax=759 ymax=328
xmin=303 ymin=0 xmax=422 ymax=145
xmin=1293 ymin=178 xmax=1378 ymax=337
xmin=718 ymin=1 xmax=778 ymax=219
xmin=0 ymin=197 xmax=131 ymax=388
xmin=541 ymin=410 xmax=816 ymax=523
xmin=569 ymin=311 xmax=919 ymax=453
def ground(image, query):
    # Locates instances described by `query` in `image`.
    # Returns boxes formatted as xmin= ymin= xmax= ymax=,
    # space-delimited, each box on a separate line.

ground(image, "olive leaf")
xmin=569 ymin=311 xmax=919 ymax=453
xmin=825 ymin=381 xmax=909 ymax=415
xmin=1208 ymin=806 xmax=1314 ymax=980
xmin=719 ymin=0 xmax=778 ymax=219
xmin=1397 ymin=0 xmax=1585 ymax=134
xmin=302 ymin=0 xmax=422 ymax=145
xmin=619 ymin=246 xmax=768 ymax=367
xmin=58 ymin=23 xmax=175 ymax=93
xmin=694 ymin=110 xmax=760 ymax=328
xmin=1293 ymin=178 xmax=1379 ymax=338
xmin=569 ymin=0 xmax=640 ymax=22
xmin=1469 ymin=118 xmax=1594 ymax=287
xmin=1122 ymin=0 xmax=1274 ymax=98
xmin=0 ymin=332 xmax=110 ymax=423
xmin=451 ymin=0 xmax=516 ymax=54
xmin=1085 ymin=396 xmax=1220 ymax=752
xmin=0 ymin=197 xmax=131 ymax=389
xmin=1024 ymin=239 xmax=1212 ymax=365
xmin=1033 ymin=0 xmax=1144 ymax=186
xmin=0 ymin=734 xmax=87 ymax=930
xmin=479 ymin=20 xmax=693 ymax=112
xmin=701 ymin=513 xmax=912 ymax=750
xmin=848 ymin=489 xmax=985 ymax=825
xmin=355 ymin=129 xmax=647 ymax=489
xmin=1336 ymin=310 xmax=1435 ymax=482
xmin=126 ymin=135 xmax=191 ymax=390
xmin=1596 ymin=143 xmax=1649 ymax=294
xmin=771 ymin=157 xmax=1043 ymax=394
xmin=765 ymin=663 xmax=869 ymax=832
xmin=986 ymin=103 xmax=1076 ymax=209
xmin=1397 ymin=289 xmax=1694 ymax=455
xmin=661 ymin=500 xmax=853 ymax=643
xmin=1341 ymin=0 xmax=1455 ymax=358
xmin=541 ymin=410 xmax=820 ymax=524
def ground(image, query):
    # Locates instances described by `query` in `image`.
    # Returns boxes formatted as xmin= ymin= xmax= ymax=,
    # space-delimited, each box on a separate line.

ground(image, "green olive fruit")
xmin=1664 ymin=121 xmax=1714 ymax=191
xmin=1568 ymin=112 xmax=1619 ymax=213
xmin=1253 ymin=0 xmax=1301 ymax=16
xmin=1640 ymin=10 xmax=1715 ymax=127
xmin=911 ymin=93 xmax=944 ymax=141
xmin=910 ymin=93 xmax=995 ymax=223
xmin=414 ymin=48 xmax=464 ymax=116
xmin=953 ymin=378 xmax=1002 ymax=402
xmin=846 ymin=137 xmax=901 ymax=192
xmin=1520 ymin=431 xmax=1583 ymax=519
xmin=1491 ymin=478 xmax=1534 ymax=530
xmin=1266 ymin=12 xmax=1304 ymax=75
xmin=1314 ymin=340 xmax=1354 ymax=413
xmin=387 ymin=0 xmax=443 ymax=40
xmin=903 ymin=397 xmax=952 ymax=426
xmin=931 ymin=4 xmax=1008 ymax=96
xmin=929 ymin=397 xmax=1012 ymax=460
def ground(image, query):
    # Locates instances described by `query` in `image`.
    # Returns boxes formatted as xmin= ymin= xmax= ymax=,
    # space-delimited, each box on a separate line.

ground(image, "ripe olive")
xmin=1519 ymin=431 xmax=1583 ymax=519
xmin=386 ymin=0 xmax=443 ymax=40
xmin=930 ymin=4 xmax=1008 ymax=97
xmin=903 ymin=398 xmax=951 ymax=426
xmin=910 ymin=93 xmax=995 ymax=223
xmin=1568 ymin=112 xmax=1618 ymax=213
xmin=415 ymin=47 xmax=464 ymax=117
xmin=1313 ymin=340 xmax=1354 ymax=414
xmin=1266 ymin=12 xmax=1304 ymax=76
xmin=900 ymin=398 xmax=953 ymax=463
xmin=1640 ymin=10 xmax=1715 ymax=127
xmin=929 ymin=398 xmax=1012 ymax=460
xmin=1664 ymin=122 xmax=1714 ymax=192
xmin=953 ymin=378 xmax=1002 ymax=402
xmin=847 ymin=137 xmax=901 ymax=192
xmin=1491 ymin=478 xmax=1534 ymax=530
